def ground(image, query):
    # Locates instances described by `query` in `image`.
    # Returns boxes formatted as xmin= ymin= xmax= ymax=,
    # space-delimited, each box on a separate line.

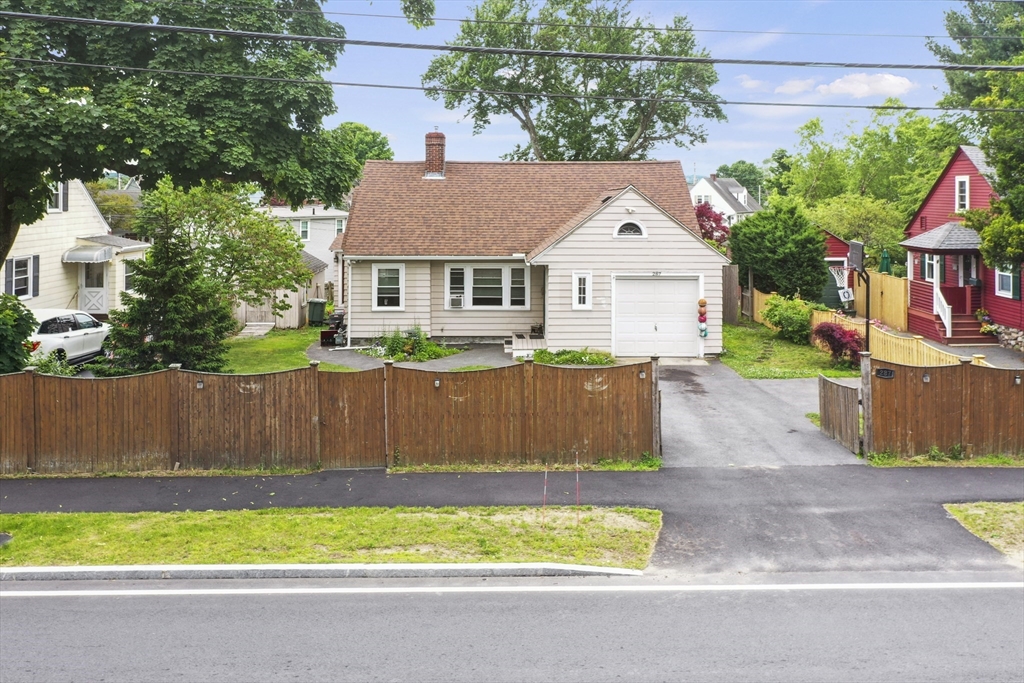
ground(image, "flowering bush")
xmin=812 ymin=322 xmax=863 ymax=366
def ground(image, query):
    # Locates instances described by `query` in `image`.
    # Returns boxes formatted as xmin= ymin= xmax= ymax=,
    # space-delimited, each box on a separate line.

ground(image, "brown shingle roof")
xmin=334 ymin=160 xmax=696 ymax=257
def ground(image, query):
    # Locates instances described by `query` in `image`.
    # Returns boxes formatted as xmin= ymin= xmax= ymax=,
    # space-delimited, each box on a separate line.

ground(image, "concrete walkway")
xmin=921 ymin=339 xmax=1024 ymax=368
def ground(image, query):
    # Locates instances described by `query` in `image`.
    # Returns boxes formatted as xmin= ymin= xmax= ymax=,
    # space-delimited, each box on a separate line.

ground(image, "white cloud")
xmin=815 ymin=73 xmax=917 ymax=99
xmin=774 ymin=78 xmax=817 ymax=95
xmin=736 ymin=74 xmax=769 ymax=91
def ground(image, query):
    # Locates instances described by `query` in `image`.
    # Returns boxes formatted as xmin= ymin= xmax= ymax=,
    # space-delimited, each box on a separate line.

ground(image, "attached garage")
xmin=614 ymin=276 xmax=700 ymax=357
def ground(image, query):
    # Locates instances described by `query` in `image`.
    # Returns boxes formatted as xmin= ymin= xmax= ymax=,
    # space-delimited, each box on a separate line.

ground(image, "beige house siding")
xmin=531 ymin=189 xmax=727 ymax=356
xmin=348 ymin=260 xmax=432 ymax=339
xmin=1 ymin=181 xmax=115 ymax=312
xmin=429 ymin=262 xmax=544 ymax=340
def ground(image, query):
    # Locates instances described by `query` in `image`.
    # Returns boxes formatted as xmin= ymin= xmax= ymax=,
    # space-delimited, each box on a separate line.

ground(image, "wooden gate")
xmin=318 ymin=368 xmax=387 ymax=468
xmin=818 ymin=375 xmax=860 ymax=453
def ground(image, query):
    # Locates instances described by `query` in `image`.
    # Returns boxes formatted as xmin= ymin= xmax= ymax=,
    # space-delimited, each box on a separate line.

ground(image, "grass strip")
xmin=1 ymin=466 xmax=322 ymax=480
xmin=945 ymin=502 xmax=1024 ymax=567
xmin=0 ymin=506 xmax=662 ymax=570
xmin=721 ymin=321 xmax=859 ymax=379
xmin=448 ymin=365 xmax=495 ymax=372
xmin=225 ymin=327 xmax=356 ymax=374
xmin=863 ymin=452 xmax=1024 ymax=467
xmin=390 ymin=455 xmax=662 ymax=473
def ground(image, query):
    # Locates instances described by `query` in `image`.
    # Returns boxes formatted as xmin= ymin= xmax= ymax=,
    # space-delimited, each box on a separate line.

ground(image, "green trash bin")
xmin=308 ymin=298 xmax=327 ymax=326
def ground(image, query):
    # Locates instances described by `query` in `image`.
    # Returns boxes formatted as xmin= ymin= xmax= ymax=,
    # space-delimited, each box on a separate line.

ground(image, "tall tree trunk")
xmin=0 ymin=181 xmax=22 ymax=263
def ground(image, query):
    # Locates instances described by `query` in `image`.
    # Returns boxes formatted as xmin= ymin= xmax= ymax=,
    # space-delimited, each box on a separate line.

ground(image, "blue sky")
xmin=322 ymin=0 xmax=966 ymax=178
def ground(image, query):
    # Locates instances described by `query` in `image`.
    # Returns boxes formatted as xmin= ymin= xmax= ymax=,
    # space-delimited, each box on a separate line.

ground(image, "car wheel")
xmin=54 ymin=348 xmax=67 ymax=362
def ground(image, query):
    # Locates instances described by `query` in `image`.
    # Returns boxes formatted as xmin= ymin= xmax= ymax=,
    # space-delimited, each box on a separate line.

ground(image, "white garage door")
xmin=614 ymin=277 xmax=699 ymax=357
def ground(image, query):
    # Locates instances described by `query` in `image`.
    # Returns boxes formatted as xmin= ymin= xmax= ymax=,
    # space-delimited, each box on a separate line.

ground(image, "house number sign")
xmin=875 ymin=368 xmax=896 ymax=379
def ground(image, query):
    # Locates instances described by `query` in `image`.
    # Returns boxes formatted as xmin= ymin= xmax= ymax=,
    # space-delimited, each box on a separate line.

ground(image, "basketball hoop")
xmin=829 ymin=265 xmax=850 ymax=288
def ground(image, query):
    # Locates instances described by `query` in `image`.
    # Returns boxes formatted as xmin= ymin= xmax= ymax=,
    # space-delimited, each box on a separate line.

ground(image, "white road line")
xmin=2 ymin=582 xmax=1022 ymax=598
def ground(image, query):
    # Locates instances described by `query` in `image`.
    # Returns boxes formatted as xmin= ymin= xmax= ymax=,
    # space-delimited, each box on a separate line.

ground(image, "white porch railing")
xmin=933 ymin=282 xmax=952 ymax=338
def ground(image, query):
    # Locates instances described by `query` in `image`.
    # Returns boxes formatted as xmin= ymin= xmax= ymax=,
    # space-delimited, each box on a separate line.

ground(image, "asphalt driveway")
xmin=660 ymin=361 xmax=861 ymax=468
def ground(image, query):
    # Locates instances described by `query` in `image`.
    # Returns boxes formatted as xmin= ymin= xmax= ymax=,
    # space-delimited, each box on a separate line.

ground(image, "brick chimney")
xmin=709 ymin=173 xmax=717 ymax=182
xmin=425 ymin=130 xmax=446 ymax=178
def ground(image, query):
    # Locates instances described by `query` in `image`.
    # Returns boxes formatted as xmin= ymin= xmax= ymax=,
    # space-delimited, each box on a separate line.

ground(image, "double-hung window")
xmin=924 ymin=254 xmax=938 ymax=283
xmin=572 ymin=272 xmax=592 ymax=310
xmin=124 ymin=260 xmax=137 ymax=292
xmin=445 ymin=264 xmax=529 ymax=309
xmin=995 ymin=268 xmax=1019 ymax=299
xmin=955 ymin=176 xmax=970 ymax=212
xmin=336 ymin=218 xmax=347 ymax=235
xmin=299 ymin=220 xmax=309 ymax=240
xmin=4 ymin=255 xmax=38 ymax=299
xmin=372 ymin=263 xmax=404 ymax=310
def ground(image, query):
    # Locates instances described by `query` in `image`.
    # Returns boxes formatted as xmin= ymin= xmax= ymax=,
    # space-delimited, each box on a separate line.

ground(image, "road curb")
xmin=0 ymin=562 xmax=643 ymax=582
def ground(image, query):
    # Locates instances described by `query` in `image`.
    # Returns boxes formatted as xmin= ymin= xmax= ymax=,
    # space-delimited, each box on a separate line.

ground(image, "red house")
xmin=900 ymin=145 xmax=1022 ymax=345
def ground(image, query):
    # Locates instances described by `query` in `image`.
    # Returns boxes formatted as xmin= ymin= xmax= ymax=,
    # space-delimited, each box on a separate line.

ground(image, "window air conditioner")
xmin=449 ymin=294 xmax=464 ymax=309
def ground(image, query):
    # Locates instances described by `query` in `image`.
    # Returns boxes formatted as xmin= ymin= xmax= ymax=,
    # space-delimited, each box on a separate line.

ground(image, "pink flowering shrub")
xmin=812 ymin=322 xmax=863 ymax=366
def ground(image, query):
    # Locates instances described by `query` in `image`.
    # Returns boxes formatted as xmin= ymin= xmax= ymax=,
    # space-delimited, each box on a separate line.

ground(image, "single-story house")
xmin=330 ymin=132 xmax=729 ymax=358
xmin=2 ymin=180 xmax=149 ymax=318
xmin=689 ymin=174 xmax=762 ymax=226
xmin=900 ymin=145 xmax=1022 ymax=346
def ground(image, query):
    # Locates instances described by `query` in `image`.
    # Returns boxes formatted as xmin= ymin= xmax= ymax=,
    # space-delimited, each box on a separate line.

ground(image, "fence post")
xmin=971 ymin=354 xmax=986 ymax=367
xmin=24 ymin=366 xmax=37 ymax=473
xmin=860 ymin=352 xmax=873 ymax=455
xmin=168 ymin=363 xmax=182 ymax=470
xmin=650 ymin=355 xmax=661 ymax=457
xmin=382 ymin=360 xmax=393 ymax=468
xmin=522 ymin=358 xmax=534 ymax=462
xmin=309 ymin=361 xmax=321 ymax=468
xmin=959 ymin=357 xmax=973 ymax=458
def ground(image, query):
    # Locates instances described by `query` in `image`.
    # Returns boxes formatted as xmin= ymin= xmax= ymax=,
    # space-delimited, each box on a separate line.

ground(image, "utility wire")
xmin=8 ymin=56 xmax=1024 ymax=113
xmin=137 ymin=0 xmax=1024 ymax=42
xmin=3 ymin=11 xmax=1024 ymax=72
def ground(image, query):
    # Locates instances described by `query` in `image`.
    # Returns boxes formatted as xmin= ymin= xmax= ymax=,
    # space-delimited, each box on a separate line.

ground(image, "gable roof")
xmin=700 ymin=177 xmax=762 ymax=215
xmin=905 ymin=145 xmax=998 ymax=235
xmin=335 ymin=160 xmax=696 ymax=257
xmin=301 ymin=250 xmax=329 ymax=274
xmin=900 ymin=221 xmax=981 ymax=252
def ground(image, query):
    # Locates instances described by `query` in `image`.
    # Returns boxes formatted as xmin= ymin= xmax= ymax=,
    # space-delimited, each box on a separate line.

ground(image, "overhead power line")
xmin=7 ymin=56 xmax=1024 ymax=114
xmin=138 ymin=0 xmax=1023 ymax=42
xmin=3 ymin=11 xmax=1024 ymax=73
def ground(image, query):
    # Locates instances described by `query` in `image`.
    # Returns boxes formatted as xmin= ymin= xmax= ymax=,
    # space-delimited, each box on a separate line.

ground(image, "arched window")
xmin=614 ymin=221 xmax=647 ymax=238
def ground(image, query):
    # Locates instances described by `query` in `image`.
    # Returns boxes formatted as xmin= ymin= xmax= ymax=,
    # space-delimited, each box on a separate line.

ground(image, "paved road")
xmin=660 ymin=363 xmax=860 ymax=467
xmin=5 ymin=467 xmax=1022 ymax=577
xmin=2 ymin=582 xmax=1022 ymax=682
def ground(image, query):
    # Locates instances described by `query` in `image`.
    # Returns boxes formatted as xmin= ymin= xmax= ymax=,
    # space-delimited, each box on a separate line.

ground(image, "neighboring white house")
xmin=267 ymin=203 xmax=347 ymax=304
xmin=331 ymin=132 xmax=729 ymax=358
xmin=689 ymin=174 xmax=762 ymax=226
xmin=2 ymin=180 xmax=149 ymax=318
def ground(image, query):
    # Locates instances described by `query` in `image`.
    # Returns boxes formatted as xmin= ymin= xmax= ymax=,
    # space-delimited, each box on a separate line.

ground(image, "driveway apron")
xmin=659 ymin=362 xmax=861 ymax=467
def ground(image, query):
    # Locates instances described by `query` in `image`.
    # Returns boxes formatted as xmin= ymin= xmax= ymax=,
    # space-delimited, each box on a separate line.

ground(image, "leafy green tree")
xmin=0 ymin=0 xmax=431 ymax=262
xmin=422 ymin=0 xmax=724 ymax=161
xmin=730 ymin=198 xmax=827 ymax=299
xmin=782 ymin=119 xmax=851 ymax=207
xmin=807 ymin=194 xmax=907 ymax=272
xmin=965 ymin=203 xmax=1024 ymax=272
xmin=0 ymin=294 xmax=37 ymax=373
xmin=86 ymin=186 xmax=140 ymax=234
xmin=336 ymin=123 xmax=395 ymax=165
xmin=94 ymin=223 xmax=237 ymax=377
xmin=762 ymin=148 xmax=792 ymax=199
xmin=714 ymin=161 xmax=764 ymax=197
xmin=142 ymin=178 xmax=311 ymax=316
xmin=927 ymin=1 xmax=1024 ymax=133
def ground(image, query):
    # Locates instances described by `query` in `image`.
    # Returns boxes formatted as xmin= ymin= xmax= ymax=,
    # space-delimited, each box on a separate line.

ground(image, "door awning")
xmin=62 ymin=246 xmax=113 ymax=263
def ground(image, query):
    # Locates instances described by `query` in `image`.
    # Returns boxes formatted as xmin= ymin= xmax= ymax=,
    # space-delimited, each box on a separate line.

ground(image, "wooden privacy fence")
xmin=0 ymin=360 xmax=657 ymax=474
xmin=852 ymin=270 xmax=909 ymax=331
xmin=866 ymin=356 xmax=1023 ymax=457
xmin=818 ymin=376 xmax=860 ymax=453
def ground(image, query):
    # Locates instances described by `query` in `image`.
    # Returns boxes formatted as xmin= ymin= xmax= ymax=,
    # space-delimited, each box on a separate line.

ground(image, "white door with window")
xmin=614 ymin=276 xmax=699 ymax=357
xmin=80 ymin=262 xmax=108 ymax=314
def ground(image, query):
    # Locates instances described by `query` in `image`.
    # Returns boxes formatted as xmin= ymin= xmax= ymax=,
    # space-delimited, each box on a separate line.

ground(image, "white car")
xmin=27 ymin=309 xmax=111 ymax=364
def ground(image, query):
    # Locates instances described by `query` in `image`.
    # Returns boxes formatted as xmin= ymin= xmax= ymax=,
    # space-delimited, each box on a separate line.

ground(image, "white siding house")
xmin=334 ymin=132 xmax=727 ymax=358
xmin=689 ymin=174 xmax=762 ymax=226
xmin=268 ymin=203 xmax=347 ymax=305
xmin=2 ymin=180 xmax=148 ymax=317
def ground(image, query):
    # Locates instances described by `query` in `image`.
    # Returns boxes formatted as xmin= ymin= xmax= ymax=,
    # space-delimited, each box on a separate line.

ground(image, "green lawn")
xmin=721 ymin=320 xmax=859 ymax=379
xmin=945 ymin=502 xmax=1024 ymax=567
xmin=449 ymin=365 xmax=495 ymax=372
xmin=225 ymin=327 xmax=356 ymax=374
xmin=390 ymin=453 xmax=662 ymax=473
xmin=0 ymin=506 xmax=662 ymax=570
